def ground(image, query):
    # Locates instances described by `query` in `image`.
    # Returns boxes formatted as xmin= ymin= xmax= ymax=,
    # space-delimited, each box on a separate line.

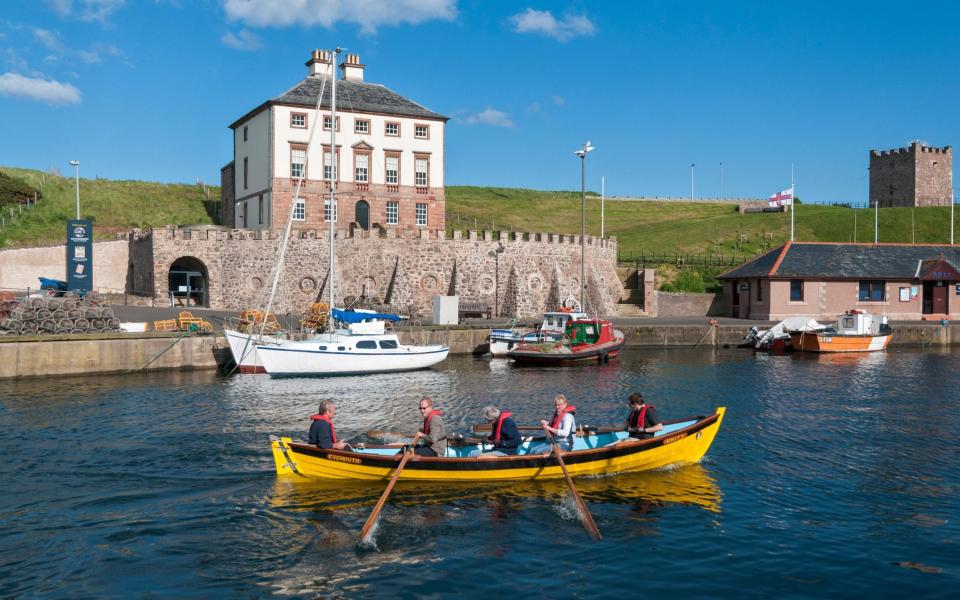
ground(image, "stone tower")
xmin=869 ymin=142 xmax=953 ymax=207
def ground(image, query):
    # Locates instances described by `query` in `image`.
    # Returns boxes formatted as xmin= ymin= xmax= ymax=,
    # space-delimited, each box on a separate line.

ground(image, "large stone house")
xmin=719 ymin=242 xmax=960 ymax=320
xmin=220 ymin=50 xmax=448 ymax=233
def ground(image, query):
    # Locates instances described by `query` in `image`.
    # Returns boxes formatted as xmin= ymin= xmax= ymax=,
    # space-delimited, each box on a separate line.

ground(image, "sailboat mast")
xmin=328 ymin=47 xmax=340 ymax=332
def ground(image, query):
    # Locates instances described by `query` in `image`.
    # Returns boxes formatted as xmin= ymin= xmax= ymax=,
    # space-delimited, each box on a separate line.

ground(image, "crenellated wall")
xmin=129 ymin=227 xmax=622 ymax=318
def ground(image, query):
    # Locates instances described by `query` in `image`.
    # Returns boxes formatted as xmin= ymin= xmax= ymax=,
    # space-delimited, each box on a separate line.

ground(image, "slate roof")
xmin=272 ymin=75 xmax=447 ymax=121
xmin=719 ymin=242 xmax=960 ymax=279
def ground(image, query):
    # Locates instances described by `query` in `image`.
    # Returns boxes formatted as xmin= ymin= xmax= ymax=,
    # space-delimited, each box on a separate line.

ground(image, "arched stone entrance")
xmin=355 ymin=200 xmax=369 ymax=230
xmin=168 ymin=256 xmax=208 ymax=307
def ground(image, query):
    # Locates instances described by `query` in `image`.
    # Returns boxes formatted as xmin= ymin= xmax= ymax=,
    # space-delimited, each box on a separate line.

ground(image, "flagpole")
xmin=601 ymin=175 xmax=605 ymax=239
xmin=790 ymin=164 xmax=795 ymax=241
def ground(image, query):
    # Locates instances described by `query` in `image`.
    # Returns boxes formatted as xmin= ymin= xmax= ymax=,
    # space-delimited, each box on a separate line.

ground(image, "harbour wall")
xmin=0 ymin=240 xmax=129 ymax=292
xmin=3 ymin=323 xmax=960 ymax=379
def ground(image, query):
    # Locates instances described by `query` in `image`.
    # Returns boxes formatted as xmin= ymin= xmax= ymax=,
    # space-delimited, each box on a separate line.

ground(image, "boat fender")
xmin=599 ymin=351 xmax=609 ymax=363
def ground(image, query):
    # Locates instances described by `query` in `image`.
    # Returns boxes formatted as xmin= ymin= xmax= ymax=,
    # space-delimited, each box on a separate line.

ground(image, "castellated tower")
xmin=869 ymin=141 xmax=953 ymax=207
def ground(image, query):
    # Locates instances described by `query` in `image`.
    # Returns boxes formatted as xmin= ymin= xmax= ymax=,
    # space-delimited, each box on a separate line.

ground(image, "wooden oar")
xmin=359 ymin=434 xmax=419 ymax=541
xmin=550 ymin=438 xmax=602 ymax=541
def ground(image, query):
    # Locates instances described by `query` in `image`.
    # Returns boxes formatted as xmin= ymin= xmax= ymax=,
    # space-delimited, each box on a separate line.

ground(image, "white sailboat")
xmin=256 ymin=47 xmax=449 ymax=378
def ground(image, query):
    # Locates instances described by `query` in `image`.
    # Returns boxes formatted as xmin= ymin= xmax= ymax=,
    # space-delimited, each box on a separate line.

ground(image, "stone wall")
xmin=220 ymin=162 xmax=235 ymax=227
xmin=0 ymin=240 xmax=129 ymax=292
xmin=655 ymin=291 xmax=726 ymax=317
xmin=133 ymin=227 xmax=621 ymax=318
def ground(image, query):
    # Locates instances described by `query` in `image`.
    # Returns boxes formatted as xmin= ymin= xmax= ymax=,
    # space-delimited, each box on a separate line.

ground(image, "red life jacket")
xmin=310 ymin=413 xmax=337 ymax=443
xmin=423 ymin=409 xmax=442 ymax=434
xmin=550 ymin=405 xmax=576 ymax=430
xmin=633 ymin=404 xmax=656 ymax=429
xmin=493 ymin=411 xmax=513 ymax=442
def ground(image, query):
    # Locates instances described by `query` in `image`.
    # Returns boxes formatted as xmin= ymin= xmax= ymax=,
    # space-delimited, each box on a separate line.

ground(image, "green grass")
xmin=0 ymin=167 xmax=218 ymax=248
xmin=446 ymin=186 xmax=960 ymax=258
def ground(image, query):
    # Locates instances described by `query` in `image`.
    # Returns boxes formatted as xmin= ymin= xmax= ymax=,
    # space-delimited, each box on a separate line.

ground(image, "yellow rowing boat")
xmin=270 ymin=407 xmax=725 ymax=482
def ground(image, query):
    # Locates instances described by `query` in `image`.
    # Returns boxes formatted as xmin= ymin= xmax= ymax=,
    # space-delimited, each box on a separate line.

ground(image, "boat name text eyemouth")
xmin=327 ymin=453 xmax=363 ymax=464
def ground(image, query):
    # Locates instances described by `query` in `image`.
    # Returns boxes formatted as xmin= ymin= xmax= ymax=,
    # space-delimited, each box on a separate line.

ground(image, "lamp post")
xmin=68 ymin=160 xmax=80 ymax=219
xmin=874 ymin=200 xmax=879 ymax=244
xmin=574 ymin=141 xmax=595 ymax=309
xmin=719 ymin=161 xmax=723 ymax=198
xmin=690 ymin=162 xmax=695 ymax=201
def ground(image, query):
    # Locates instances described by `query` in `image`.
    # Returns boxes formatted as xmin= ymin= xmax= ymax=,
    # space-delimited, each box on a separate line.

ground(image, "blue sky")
xmin=2 ymin=0 xmax=959 ymax=203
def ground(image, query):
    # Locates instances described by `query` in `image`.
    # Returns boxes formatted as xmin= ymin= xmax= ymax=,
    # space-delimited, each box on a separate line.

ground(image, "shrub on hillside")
xmin=0 ymin=172 xmax=41 ymax=206
xmin=660 ymin=270 xmax=707 ymax=293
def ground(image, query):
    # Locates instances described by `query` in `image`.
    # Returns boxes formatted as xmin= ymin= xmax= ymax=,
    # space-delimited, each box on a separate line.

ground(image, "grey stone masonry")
xmin=869 ymin=142 xmax=953 ymax=207
xmin=129 ymin=228 xmax=621 ymax=319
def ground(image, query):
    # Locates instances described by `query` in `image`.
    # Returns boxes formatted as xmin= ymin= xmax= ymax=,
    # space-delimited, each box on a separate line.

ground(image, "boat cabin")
xmin=834 ymin=310 xmax=888 ymax=336
xmin=541 ymin=311 xmax=588 ymax=336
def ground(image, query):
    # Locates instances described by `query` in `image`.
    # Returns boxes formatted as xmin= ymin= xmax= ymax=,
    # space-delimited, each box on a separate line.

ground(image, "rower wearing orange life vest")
xmin=625 ymin=392 xmax=662 ymax=439
xmin=414 ymin=397 xmax=447 ymax=457
xmin=308 ymin=400 xmax=349 ymax=450
xmin=480 ymin=405 xmax=522 ymax=456
xmin=538 ymin=394 xmax=577 ymax=452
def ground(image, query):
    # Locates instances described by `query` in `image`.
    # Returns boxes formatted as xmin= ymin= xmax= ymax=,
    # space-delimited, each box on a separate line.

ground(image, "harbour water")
xmin=1 ymin=348 xmax=958 ymax=598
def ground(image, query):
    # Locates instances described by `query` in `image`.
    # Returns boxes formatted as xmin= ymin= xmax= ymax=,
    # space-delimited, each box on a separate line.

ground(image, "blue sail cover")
xmin=331 ymin=308 xmax=403 ymax=324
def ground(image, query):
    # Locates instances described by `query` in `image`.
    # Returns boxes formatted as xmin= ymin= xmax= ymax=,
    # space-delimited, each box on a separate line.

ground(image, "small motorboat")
xmin=270 ymin=408 xmax=726 ymax=481
xmin=742 ymin=316 xmax=826 ymax=352
xmin=506 ymin=316 xmax=625 ymax=365
xmin=488 ymin=309 xmax=589 ymax=357
xmin=789 ymin=309 xmax=893 ymax=353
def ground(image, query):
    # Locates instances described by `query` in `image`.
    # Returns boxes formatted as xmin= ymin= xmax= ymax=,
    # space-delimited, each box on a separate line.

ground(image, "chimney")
xmin=340 ymin=53 xmax=365 ymax=82
xmin=305 ymin=49 xmax=333 ymax=77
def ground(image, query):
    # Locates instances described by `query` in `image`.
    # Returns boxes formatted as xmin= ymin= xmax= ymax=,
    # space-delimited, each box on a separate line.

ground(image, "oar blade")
xmin=552 ymin=445 xmax=602 ymax=541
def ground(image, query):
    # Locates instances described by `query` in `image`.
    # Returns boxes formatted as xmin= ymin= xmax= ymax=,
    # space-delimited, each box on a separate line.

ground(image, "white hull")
xmin=258 ymin=333 xmax=449 ymax=377
xmin=224 ymin=327 xmax=281 ymax=373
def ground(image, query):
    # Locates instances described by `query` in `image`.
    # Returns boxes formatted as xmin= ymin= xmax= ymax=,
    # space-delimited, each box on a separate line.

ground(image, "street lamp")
xmin=690 ymin=162 xmax=695 ymax=201
xmin=574 ymin=141 xmax=595 ymax=310
xmin=68 ymin=160 xmax=80 ymax=219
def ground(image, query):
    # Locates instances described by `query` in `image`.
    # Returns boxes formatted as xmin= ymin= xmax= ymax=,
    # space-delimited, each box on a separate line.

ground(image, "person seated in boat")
xmin=479 ymin=405 xmax=522 ymax=456
xmin=530 ymin=394 xmax=577 ymax=454
xmin=414 ymin=396 xmax=447 ymax=457
xmin=625 ymin=392 xmax=662 ymax=439
xmin=308 ymin=400 xmax=349 ymax=450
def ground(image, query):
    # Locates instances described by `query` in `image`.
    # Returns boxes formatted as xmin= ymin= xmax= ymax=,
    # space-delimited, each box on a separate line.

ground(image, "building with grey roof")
xmin=719 ymin=242 xmax=960 ymax=320
xmin=221 ymin=49 xmax=449 ymax=234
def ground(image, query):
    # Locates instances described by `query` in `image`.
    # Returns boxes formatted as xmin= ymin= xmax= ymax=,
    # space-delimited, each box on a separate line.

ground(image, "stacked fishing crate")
xmin=0 ymin=292 xmax=122 ymax=336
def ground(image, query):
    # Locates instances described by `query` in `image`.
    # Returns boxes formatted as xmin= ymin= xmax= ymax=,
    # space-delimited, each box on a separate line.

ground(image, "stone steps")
xmin=617 ymin=303 xmax=647 ymax=317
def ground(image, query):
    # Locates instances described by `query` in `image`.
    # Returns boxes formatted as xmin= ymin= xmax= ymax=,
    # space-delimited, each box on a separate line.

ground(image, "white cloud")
xmin=552 ymin=94 xmax=565 ymax=106
xmin=221 ymin=29 xmax=263 ymax=51
xmin=465 ymin=107 xmax=514 ymax=128
xmin=33 ymin=28 xmax=64 ymax=51
xmin=525 ymin=101 xmax=541 ymax=114
xmin=222 ymin=0 xmax=457 ymax=34
xmin=509 ymin=8 xmax=595 ymax=42
xmin=47 ymin=0 xmax=126 ymax=24
xmin=0 ymin=72 xmax=81 ymax=104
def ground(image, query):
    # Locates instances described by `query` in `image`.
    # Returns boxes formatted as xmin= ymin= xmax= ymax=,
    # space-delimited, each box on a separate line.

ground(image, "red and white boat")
xmin=789 ymin=309 xmax=893 ymax=353
xmin=507 ymin=315 xmax=625 ymax=365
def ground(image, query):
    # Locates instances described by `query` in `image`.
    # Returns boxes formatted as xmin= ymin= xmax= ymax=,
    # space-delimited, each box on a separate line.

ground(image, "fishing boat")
xmin=506 ymin=315 xmax=625 ymax=365
xmin=789 ymin=309 xmax=893 ymax=353
xmin=270 ymin=407 xmax=725 ymax=480
xmin=488 ymin=306 xmax=589 ymax=357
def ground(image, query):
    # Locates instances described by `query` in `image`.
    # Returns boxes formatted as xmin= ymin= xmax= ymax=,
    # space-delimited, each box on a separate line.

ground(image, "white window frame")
xmin=385 ymin=154 xmax=399 ymax=185
xmin=323 ymin=115 xmax=340 ymax=131
xmin=355 ymin=153 xmax=369 ymax=183
xmin=354 ymin=118 xmax=370 ymax=134
xmin=414 ymin=123 xmax=429 ymax=139
xmin=291 ymin=148 xmax=306 ymax=179
xmin=290 ymin=113 xmax=307 ymax=128
xmin=386 ymin=201 xmax=399 ymax=225
xmin=415 ymin=203 xmax=427 ymax=227
xmin=293 ymin=197 xmax=305 ymax=221
xmin=323 ymin=150 xmax=338 ymax=181
xmin=415 ymin=157 xmax=428 ymax=187
xmin=324 ymin=199 xmax=338 ymax=222
xmin=385 ymin=122 xmax=400 ymax=136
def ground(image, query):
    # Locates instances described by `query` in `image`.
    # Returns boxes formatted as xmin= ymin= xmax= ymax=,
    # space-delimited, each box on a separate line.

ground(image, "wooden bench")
xmin=458 ymin=301 xmax=492 ymax=319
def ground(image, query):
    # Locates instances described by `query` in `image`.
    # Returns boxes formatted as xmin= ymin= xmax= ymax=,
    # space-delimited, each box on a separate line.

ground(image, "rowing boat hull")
xmin=271 ymin=407 xmax=725 ymax=481
xmin=507 ymin=337 xmax=625 ymax=365
xmin=790 ymin=331 xmax=891 ymax=353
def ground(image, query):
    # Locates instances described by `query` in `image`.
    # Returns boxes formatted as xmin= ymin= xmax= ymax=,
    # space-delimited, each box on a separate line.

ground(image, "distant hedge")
xmin=0 ymin=171 xmax=41 ymax=206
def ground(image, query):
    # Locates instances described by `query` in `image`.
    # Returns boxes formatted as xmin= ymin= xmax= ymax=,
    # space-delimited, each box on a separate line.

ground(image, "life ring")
xmin=562 ymin=297 xmax=582 ymax=312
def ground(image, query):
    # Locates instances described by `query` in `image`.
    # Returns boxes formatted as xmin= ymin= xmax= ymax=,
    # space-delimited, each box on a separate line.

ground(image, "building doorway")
xmin=730 ymin=281 xmax=740 ymax=317
xmin=168 ymin=256 xmax=208 ymax=307
xmin=355 ymin=200 xmax=369 ymax=230
xmin=923 ymin=281 xmax=948 ymax=314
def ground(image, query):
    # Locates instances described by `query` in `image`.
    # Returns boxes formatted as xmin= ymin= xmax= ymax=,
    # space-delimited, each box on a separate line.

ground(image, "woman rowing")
xmin=531 ymin=394 xmax=576 ymax=453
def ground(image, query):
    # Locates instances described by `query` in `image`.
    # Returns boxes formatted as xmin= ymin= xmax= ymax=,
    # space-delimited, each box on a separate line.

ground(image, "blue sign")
xmin=956 ymin=284 xmax=960 ymax=295
xmin=66 ymin=219 xmax=93 ymax=293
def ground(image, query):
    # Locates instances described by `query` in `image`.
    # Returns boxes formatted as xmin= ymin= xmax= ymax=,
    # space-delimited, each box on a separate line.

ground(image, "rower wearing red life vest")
xmin=308 ymin=400 xmax=349 ymax=450
xmin=625 ymin=392 xmax=662 ymax=439
xmin=539 ymin=393 xmax=577 ymax=451
xmin=480 ymin=405 xmax=522 ymax=456
xmin=415 ymin=397 xmax=447 ymax=457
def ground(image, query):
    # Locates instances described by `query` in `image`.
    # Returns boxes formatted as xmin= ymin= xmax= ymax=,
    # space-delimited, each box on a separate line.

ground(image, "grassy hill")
xmin=0 ymin=167 xmax=218 ymax=248
xmin=446 ymin=186 xmax=960 ymax=259
xmin=1 ymin=168 xmax=956 ymax=268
